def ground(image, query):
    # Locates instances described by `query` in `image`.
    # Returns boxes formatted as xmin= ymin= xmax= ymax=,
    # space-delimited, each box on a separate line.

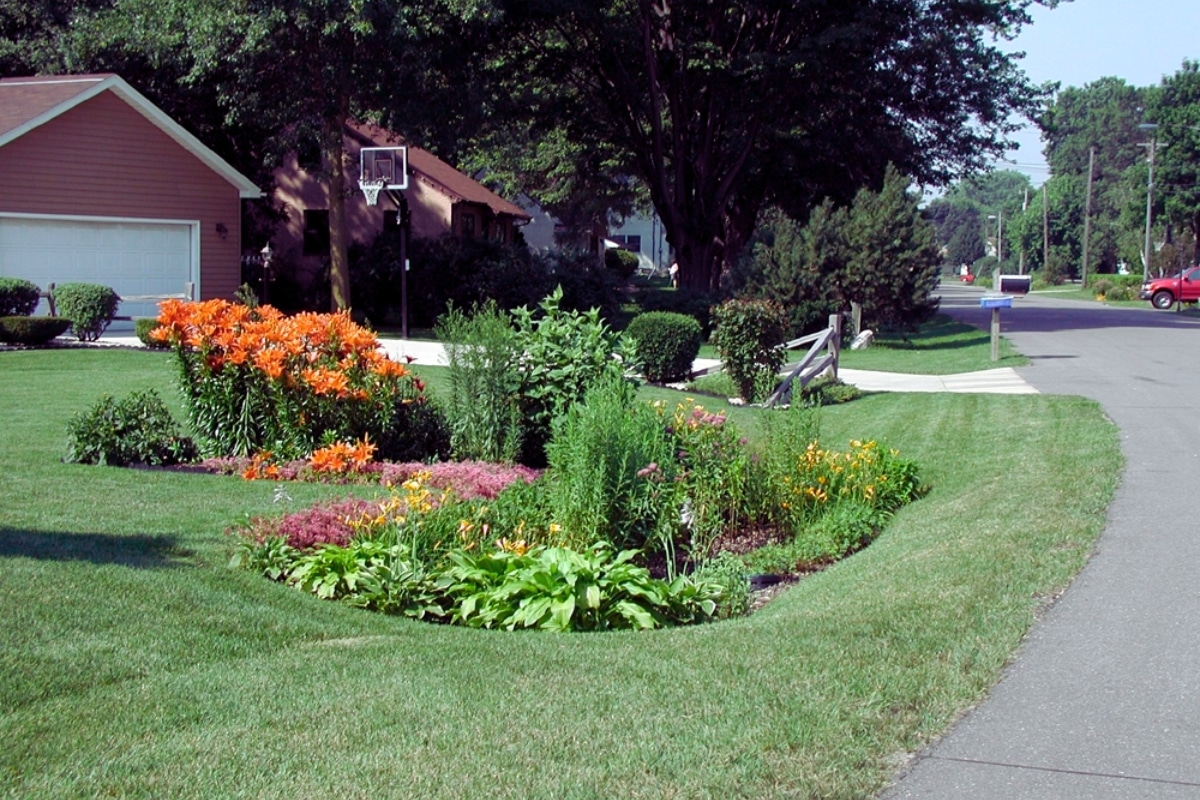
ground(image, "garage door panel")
xmin=0 ymin=218 xmax=194 ymax=325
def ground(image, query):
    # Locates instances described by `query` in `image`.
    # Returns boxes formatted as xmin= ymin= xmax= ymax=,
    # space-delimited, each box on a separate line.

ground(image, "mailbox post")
xmin=979 ymin=294 xmax=1013 ymax=362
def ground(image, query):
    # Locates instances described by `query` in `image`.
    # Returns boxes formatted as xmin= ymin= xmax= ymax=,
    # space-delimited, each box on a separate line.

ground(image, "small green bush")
xmin=1103 ymin=285 xmax=1134 ymax=302
xmin=0 ymin=316 xmax=71 ymax=345
xmin=604 ymin=248 xmax=639 ymax=280
xmin=801 ymin=376 xmax=862 ymax=405
xmin=65 ymin=389 xmax=198 ymax=466
xmin=54 ymin=282 xmax=120 ymax=341
xmin=511 ymin=286 xmax=628 ymax=466
xmin=0 ymin=277 xmax=40 ymax=316
xmin=625 ymin=311 xmax=703 ymax=383
xmin=135 ymin=318 xmax=169 ymax=348
xmin=1091 ymin=279 xmax=1114 ymax=297
xmin=711 ymin=298 xmax=788 ymax=402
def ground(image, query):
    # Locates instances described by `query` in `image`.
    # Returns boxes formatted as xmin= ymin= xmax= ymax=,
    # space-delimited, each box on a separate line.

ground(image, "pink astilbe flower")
xmin=278 ymin=497 xmax=375 ymax=550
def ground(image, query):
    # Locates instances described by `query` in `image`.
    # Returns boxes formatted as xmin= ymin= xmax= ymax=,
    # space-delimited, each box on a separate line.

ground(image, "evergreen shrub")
xmin=54 ymin=283 xmax=120 ymax=341
xmin=0 ymin=316 xmax=71 ymax=345
xmin=625 ymin=311 xmax=702 ymax=383
xmin=0 ymin=277 xmax=40 ymax=316
xmin=135 ymin=318 xmax=169 ymax=348
xmin=604 ymin=247 xmax=639 ymax=279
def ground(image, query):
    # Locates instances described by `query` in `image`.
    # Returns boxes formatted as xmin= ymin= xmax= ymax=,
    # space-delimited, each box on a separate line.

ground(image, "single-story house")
xmin=0 ymin=73 xmax=261 ymax=322
xmin=271 ymin=121 xmax=531 ymax=275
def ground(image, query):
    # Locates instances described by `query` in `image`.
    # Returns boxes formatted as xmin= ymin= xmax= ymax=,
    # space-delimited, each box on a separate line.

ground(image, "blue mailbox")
xmin=980 ymin=295 xmax=1013 ymax=309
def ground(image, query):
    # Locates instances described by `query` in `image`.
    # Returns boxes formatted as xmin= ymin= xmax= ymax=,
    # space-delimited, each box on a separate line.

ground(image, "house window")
xmin=303 ymin=210 xmax=330 ymax=255
xmin=461 ymin=213 xmax=476 ymax=239
xmin=610 ymin=234 xmax=641 ymax=252
xmin=298 ymin=136 xmax=321 ymax=173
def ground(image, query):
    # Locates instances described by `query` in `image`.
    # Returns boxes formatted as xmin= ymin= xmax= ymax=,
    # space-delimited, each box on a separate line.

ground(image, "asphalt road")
xmin=882 ymin=284 xmax=1200 ymax=798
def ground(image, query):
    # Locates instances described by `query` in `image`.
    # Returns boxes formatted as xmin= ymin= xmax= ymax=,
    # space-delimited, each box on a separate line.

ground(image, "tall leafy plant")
xmin=511 ymin=286 xmax=627 ymax=465
xmin=436 ymin=301 xmax=523 ymax=463
xmin=153 ymin=299 xmax=427 ymax=459
xmin=545 ymin=376 xmax=678 ymax=553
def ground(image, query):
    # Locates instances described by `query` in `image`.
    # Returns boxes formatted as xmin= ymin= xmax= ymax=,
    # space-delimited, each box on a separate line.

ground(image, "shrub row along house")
xmin=0 ymin=73 xmax=531 ymax=324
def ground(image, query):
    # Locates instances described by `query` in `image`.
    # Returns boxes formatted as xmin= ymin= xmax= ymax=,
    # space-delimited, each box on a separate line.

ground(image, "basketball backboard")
xmin=360 ymin=147 xmax=408 ymax=191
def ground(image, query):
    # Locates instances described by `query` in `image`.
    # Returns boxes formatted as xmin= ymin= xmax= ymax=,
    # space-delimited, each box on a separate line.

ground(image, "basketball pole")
xmin=386 ymin=189 xmax=410 ymax=340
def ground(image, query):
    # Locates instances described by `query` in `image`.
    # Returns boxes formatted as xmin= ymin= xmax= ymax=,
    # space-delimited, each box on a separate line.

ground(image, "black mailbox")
xmin=996 ymin=274 xmax=1032 ymax=295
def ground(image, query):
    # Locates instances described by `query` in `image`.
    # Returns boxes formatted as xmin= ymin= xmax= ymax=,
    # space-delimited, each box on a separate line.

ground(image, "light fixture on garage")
xmin=260 ymin=242 xmax=273 ymax=305
xmin=215 ymin=222 xmax=229 ymax=240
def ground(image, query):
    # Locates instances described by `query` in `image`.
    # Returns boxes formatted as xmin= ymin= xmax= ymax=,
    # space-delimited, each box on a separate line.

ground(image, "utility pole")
xmin=1081 ymin=147 xmax=1095 ymax=286
xmin=1139 ymin=129 xmax=1159 ymax=280
xmin=1042 ymin=183 xmax=1050 ymax=271
xmin=1019 ymin=188 xmax=1029 ymax=274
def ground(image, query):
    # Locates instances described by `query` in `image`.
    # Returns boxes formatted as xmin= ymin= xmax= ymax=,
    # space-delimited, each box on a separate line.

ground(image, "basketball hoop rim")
xmin=359 ymin=178 xmax=387 ymax=207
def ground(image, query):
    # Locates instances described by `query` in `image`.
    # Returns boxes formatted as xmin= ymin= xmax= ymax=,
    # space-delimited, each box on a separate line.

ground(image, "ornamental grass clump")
xmin=152 ymin=299 xmax=427 ymax=460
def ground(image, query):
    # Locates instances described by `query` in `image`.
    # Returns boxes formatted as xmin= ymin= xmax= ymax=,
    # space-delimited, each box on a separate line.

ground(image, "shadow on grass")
xmin=0 ymin=527 xmax=188 ymax=568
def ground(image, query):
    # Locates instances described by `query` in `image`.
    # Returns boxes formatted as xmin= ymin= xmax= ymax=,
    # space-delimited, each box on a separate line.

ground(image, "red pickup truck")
xmin=1140 ymin=266 xmax=1200 ymax=309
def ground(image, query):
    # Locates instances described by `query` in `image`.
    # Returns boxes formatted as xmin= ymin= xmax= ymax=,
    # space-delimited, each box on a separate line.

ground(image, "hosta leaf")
xmin=549 ymin=595 xmax=576 ymax=631
xmin=584 ymin=582 xmax=601 ymax=609
xmin=614 ymin=600 xmax=658 ymax=630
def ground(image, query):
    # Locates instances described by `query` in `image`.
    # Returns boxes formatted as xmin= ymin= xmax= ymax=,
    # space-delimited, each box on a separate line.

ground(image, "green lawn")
xmin=0 ymin=347 xmax=1120 ymax=799
xmin=837 ymin=314 xmax=1026 ymax=374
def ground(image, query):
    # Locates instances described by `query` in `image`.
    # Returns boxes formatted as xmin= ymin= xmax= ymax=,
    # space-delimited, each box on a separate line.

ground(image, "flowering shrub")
xmin=152 ymin=299 xmax=426 ymax=459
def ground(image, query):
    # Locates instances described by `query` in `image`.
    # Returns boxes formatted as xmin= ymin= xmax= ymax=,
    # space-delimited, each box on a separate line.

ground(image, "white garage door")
xmin=0 ymin=216 xmax=195 ymax=328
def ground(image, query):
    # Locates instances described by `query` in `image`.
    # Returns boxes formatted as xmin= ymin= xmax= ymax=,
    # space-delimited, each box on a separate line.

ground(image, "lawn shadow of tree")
xmin=0 ymin=527 xmax=189 ymax=568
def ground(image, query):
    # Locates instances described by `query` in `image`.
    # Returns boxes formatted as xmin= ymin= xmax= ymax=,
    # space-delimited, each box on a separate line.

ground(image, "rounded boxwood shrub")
xmin=0 ymin=316 xmax=72 ymax=345
xmin=604 ymin=247 xmax=639 ymax=280
xmin=0 ymin=277 xmax=41 ymax=316
xmin=135 ymin=317 xmax=169 ymax=348
xmin=54 ymin=282 xmax=120 ymax=341
xmin=625 ymin=311 xmax=703 ymax=383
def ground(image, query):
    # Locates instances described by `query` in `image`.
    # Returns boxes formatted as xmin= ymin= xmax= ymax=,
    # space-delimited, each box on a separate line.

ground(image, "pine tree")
xmin=842 ymin=166 xmax=942 ymax=330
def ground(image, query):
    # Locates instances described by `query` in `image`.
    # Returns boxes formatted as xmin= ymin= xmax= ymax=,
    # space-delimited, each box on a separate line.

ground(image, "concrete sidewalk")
xmin=92 ymin=334 xmax=1038 ymax=395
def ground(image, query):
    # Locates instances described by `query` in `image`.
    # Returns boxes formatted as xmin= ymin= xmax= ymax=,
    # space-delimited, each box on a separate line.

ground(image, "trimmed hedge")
xmin=604 ymin=248 xmax=639 ymax=280
xmin=625 ymin=311 xmax=703 ymax=383
xmin=54 ymin=283 xmax=120 ymax=341
xmin=0 ymin=278 xmax=41 ymax=317
xmin=136 ymin=318 xmax=169 ymax=348
xmin=0 ymin=316 xmax=72 ymax=345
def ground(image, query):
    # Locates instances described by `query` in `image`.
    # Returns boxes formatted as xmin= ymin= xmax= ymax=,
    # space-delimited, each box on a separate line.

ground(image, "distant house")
xmin=270 ymin=122 xmax=531 ymax=276
xmin=0 ymin=74 xmax=261 ymax=322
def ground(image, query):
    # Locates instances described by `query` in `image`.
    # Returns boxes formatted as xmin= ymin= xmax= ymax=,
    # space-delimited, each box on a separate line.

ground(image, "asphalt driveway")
xmin=883 ymin=284 xmax=1200 ymax=798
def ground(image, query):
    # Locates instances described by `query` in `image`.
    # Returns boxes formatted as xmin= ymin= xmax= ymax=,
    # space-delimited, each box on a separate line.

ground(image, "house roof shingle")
xmin=348 ymin=122 xmax=530 ymax=221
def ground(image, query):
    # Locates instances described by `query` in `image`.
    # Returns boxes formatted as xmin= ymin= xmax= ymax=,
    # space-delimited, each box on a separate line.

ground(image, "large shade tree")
xmin=64 ymin=0 xmax=496 ymax=311
xmin=488 ymin=0 xmax=1049 ymax=292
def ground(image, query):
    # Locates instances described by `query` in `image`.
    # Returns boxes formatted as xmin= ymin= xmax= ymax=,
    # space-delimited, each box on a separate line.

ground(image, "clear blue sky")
xmin=998 ymin=0 xmax=1198 ymax=185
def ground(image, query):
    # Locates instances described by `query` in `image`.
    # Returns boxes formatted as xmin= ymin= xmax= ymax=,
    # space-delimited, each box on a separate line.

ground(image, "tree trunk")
xmin=323 ymin=109 xmax=351 ymax=311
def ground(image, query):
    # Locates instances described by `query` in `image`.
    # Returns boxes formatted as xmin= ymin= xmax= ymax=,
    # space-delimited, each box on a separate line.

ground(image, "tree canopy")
xmin=483 ymin=0 xmax=1048 ymax=292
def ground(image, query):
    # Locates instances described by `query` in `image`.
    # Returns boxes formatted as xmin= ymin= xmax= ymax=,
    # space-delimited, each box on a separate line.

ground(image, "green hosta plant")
xmin=436 ymin=544 xmax=721 ymax=631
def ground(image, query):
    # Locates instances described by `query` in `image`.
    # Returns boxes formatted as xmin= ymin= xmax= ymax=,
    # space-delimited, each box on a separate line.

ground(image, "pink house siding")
xmin=271 ymin=123 xmax=530 ymax=276
xmin=0 ymin=90 xmax=244 ymax=300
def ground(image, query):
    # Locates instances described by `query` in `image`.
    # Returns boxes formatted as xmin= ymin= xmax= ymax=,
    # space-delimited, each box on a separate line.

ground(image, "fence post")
xmin=828 ymin=313 xmax=841 ymax=380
